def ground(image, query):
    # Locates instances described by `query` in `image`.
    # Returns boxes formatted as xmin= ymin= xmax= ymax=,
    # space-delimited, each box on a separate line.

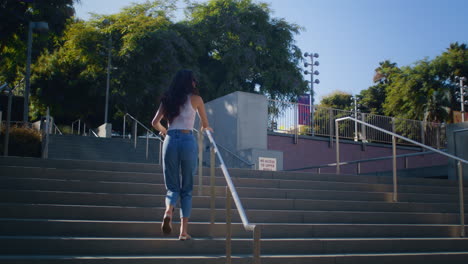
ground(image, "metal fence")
xmin=268 ymin=99 xmax=446 ymax=148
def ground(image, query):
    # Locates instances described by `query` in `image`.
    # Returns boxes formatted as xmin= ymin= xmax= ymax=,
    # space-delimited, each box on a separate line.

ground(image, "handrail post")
xmin=146 ymin=133 xmax=149 ymax=160
xmin=329 ymin=108 xmax=334 ymax=148
xmin=197 ymin=131 xmax=203 ymax=196
xmin=42 ymin=108 xmax=50 ymax=159
xmin=133 ymin=120 xmax=137 ymax=148
xmin=335 ymin=119 xmax=340 ymax=174
xmin=392 ymin=135 xmax=398 ymax=202
xmin=210 ymin=146 xmax=216 ymax=225
xmin=123 ymin=115 xmax=126 ymax=139
xmin=3 ymin=90 xmax=13 ymax=156
xmin=253 ymin=225 xmax=261 ymax=264
xmin=159 ymin=140 xmax=163 ymax=165
xmin=294 ymin=103 xmax=298 ymax=144
xmin=226 ymin=186 xmax=232 ymax=264
xmin=458 ymin=161 xmax=465 ymax=237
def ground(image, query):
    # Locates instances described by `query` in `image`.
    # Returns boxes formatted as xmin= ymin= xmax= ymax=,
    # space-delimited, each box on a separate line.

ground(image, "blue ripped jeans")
xmin=162 ymin=130 xmax=198 ymax=218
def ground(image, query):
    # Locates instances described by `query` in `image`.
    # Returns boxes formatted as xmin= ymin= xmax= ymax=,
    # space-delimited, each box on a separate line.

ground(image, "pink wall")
xmin=267 ymin=133 xmax=447 ymax=174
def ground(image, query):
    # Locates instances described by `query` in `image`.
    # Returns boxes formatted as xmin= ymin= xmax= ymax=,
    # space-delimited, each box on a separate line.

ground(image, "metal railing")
xmin=203 ymin=137 xmax=255 ymax=169
xmin=123 ymin=113 xmax=163 ymax=163
xmin=201 ymin=130 xmax=260 ymax=264
xmin=41 ymin=108 xmax=51 ymax=159
xmin=268 ymin=99 xmax=446 ymax=148
xmin=287 ymin=150 xmax=445 ymax=174
xmin=71 ymin=119 xmax=86 ymax=135
xmin=335 ymin=116 xmax=467 ymax=237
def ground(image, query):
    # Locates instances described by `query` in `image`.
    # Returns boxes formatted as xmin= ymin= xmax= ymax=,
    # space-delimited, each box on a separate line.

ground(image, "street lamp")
xmin=23 ymin=21 xmax=49 ymax=123
xmin=102 ymin=19 xmax=112 ymax=125
xmin=455 ymin=76 xmax=467 ymax=122
xmin=304 ymin=52 xmax=320 ymax=136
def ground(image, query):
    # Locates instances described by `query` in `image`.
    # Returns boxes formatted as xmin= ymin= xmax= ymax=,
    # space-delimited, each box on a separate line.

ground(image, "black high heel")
xmin=161 ymin=208 xmax=174 ymax=235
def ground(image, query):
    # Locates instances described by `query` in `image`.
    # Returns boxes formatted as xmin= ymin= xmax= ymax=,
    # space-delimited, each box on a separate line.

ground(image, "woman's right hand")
xmin=202 ymin=126 xmax=214 ymax=133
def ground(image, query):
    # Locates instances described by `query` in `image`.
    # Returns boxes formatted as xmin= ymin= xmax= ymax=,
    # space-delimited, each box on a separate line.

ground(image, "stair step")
xmin=1 ymin=166 xmax=463 ymax=194
xmin=2 ymin=252 xmax=468 ymax=264
xmin=1 ymin=219 xmax=464 ymax=238
xmin=1 ymin=190 xmax=463 ymax=213
xmin=1 ymin=177 xmax=464 ymax=203
xmin=1 ymin=203 xmax=464 ymax=224
xmin=2 ymin=236 xmax=468 ymax=255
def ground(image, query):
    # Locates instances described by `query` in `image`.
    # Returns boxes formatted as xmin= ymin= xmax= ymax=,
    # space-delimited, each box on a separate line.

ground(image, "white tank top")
xmin=168 ymin=95 xmax=197 ymax=131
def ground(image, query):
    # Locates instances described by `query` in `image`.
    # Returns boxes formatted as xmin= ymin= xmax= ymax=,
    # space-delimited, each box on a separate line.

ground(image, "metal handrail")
xmin=71 ymin=119 xmax=85 ymax=135
xmin=204 ymin=130 xmax=260 ymax=264
xmin=89 ymin=129 xmax=98 ymax=137
xmin=215 ymin=142 xmax=256 ymax=169
xmin=287 ymin=150 xmax=445 ymax=173
xmin=123 ymin=113 xmax=163 ymax=163
xmin=52 ymin=122 xmax=63 ymax=135
xmin=336 ymin=116 xmax=467 ymax=237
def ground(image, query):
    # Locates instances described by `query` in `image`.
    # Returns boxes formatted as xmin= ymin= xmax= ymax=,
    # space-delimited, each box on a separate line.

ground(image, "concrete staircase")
xmin=1 ymin=156 xmax=468 ymax=263
xmin=48 ymin=134 xmax=161 ymax=164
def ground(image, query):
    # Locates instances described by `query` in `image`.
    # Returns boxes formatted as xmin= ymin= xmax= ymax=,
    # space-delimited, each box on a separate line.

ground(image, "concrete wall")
xmin=447 ymin=122 xmax=468 ymax=180
xmin=200 ymin=91 xmax=282 ymax=170
xmin=268 ymin=132 xmax=448 ymax=175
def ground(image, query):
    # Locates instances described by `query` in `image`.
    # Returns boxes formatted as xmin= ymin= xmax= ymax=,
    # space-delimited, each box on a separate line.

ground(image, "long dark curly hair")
xmin=161 ymin=69 xmax=199 ymax=123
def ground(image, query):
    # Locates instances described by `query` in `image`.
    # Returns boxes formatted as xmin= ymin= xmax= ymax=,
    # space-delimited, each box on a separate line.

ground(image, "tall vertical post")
xmin=197 ymin=131 xmax=203 ymax=196
xmin=104 ymin=33 xmax=112 ymax=124
xmin=225 ymin=187 xmax=232 ymax=264
xmin=459 ymin=77 xmax=466 ymax=123
xmin=458 ymin=161 xmax=465 ymax=237
xmin=253 ymin=225 xmax=261 ymax=264
xmin=294 ymin=103 xmax=298 ymax=144
xmin=133 ymin=121 xmax=137 ymax=148
xmin=335 ymin=120 xmax=340 ymax=174
xmin=210 ymin=146 xmax=216 ymax=225
xmin=392 ymin=135 xmax=398 ymax=202
xmin=23 ymin=22 xmax=33 ymax=123
xmin=3 ymin=89 xmax=12 ymax=156
xmin=304 ymin=52 xmax=319 ymax=136
xmin=329 ymin=109 xmax=334 ymax=148
xmin=123 ymin=115 xmax=126 ymax=139
xmin=353 ymin=96 xmax=358 ymax=141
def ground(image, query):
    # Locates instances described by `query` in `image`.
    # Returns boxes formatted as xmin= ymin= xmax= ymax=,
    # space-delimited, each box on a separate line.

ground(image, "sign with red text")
xmin=258 ymin=157 xmax=277 ymax=171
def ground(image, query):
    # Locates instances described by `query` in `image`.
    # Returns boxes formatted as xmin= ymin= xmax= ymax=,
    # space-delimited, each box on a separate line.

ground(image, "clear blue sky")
xmin=75 ymin=0 xmax=468 ymax=102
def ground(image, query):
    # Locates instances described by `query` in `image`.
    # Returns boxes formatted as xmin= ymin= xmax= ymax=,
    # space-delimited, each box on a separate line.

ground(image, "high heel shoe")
xmin=179 ymin=234 xmax=192 ymax=241
xmin=161 ymin=208 xmax=174 ymax=235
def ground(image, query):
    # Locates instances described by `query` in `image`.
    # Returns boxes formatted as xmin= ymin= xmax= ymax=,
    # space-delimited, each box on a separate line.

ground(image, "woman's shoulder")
xmin=190 ymin=94 xmax=203 ymax=105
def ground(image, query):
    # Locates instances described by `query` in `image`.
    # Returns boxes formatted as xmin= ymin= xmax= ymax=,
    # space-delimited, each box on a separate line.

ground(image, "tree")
xmin=31 ymin=1 xmax=183 ymax=125
xmin=0 ymin=0 xmax=78 ymax=86
xmin=30 ymin=0 xmax=309 ymax=127
xmin=319 ymin=91 xmax=353 ymax=110
xmin=382 ymin=43 xmax=467 ymax=123
xmin=359 ymin=60 xmax=400 ymax=115
xmin=188 ymin=0 xmax=308 ymax=102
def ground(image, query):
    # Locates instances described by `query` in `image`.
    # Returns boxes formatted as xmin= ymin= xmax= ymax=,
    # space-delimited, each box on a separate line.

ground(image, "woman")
xmin=151 ymin=69 xmax=213 ymax=241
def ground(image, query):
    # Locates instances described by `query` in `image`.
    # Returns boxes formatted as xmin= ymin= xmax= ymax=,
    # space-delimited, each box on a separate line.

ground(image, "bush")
xmin=0 ymin=125 xmax=42 ymax=157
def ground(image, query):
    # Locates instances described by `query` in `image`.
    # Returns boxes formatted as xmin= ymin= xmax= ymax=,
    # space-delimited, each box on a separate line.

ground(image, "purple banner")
xmin=298 ymin=94 xmax=310 ymax=125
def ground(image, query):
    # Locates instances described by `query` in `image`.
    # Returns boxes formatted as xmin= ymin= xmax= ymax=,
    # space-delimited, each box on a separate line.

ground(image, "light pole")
xmin=24 ymin=21 xmax=49 ymax=123
xmin=304 ymin=52 xmax=320 ymax=136
xmin=455 ymin=76 xmax=467 ymax=122
xmin=102 ymin=19 xmax=112 ymax=124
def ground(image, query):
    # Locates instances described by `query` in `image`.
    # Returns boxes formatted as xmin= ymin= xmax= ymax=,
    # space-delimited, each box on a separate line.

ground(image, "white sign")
xmin=258 ymin=157 xmax=277 ymax=171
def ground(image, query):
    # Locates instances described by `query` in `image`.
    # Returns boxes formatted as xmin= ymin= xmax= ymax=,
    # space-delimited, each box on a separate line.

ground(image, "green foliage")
xmin=319 ymin=91 xmax=353 ymax=110
xmin=0 ymin=0 xmax=78 ymax=86
xmin=27 ymin=0 xmax=307 ymax=127
xmin=0 ymin=125 xmax=42 ymax=157
xmin=359 ymin=43 xmax=467 ymax=123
